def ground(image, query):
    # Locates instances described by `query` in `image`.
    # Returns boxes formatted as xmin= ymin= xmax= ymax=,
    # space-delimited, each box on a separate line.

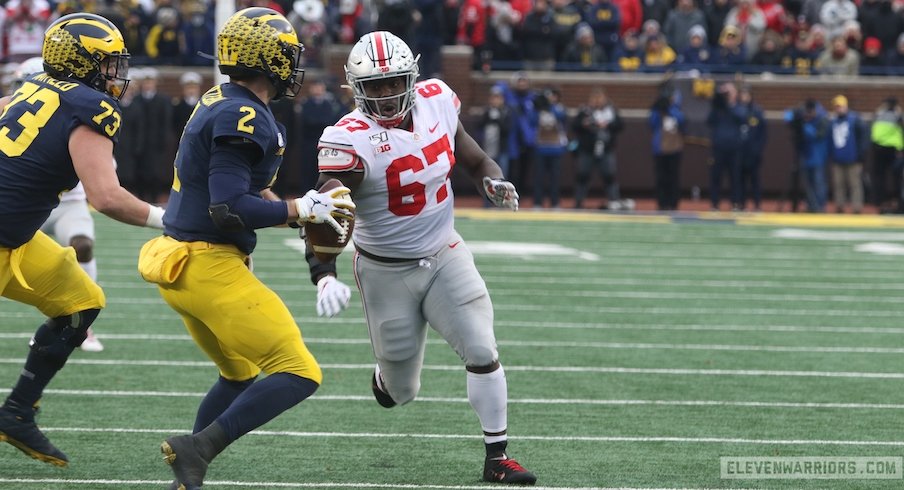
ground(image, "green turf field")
xmin=2 ymin=210 xmax=904 ymax=489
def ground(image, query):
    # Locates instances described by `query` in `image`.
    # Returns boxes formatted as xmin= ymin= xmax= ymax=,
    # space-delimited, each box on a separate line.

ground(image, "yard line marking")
xmin=489 ymin=289 xmax=904 ymax=305
xmin=2 ymin=358 xmax=904 ymax=378
xmin=9 ymin=389 xmax=904 ymax=410
xmin=34 ymin=427 xmax=904 ymax=447
xmin=0 ymin=479 xmax=745 ymax=490
xmin=494 ymin=321 xmax=904 ymax=334
xmin=3 ymin=333 xmax=904 ymax=355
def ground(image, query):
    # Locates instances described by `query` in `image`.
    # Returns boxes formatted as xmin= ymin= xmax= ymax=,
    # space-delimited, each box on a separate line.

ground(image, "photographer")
xmin=786 ymin=99 xmax=830 ymax=212
xmin=532 ymin=87 xmax=568 ymax=209
xmin=706 ymin=81 xmax=746 ymax=211
xmin=572 ymin=89 xmax=628 ymax=210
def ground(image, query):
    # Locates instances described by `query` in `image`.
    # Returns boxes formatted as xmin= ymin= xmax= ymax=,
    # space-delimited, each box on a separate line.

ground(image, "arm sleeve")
xmin=208 ymin=138 xmax=289 ymax=229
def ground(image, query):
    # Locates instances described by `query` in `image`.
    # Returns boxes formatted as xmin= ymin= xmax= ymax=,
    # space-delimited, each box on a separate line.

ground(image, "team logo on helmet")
xmin=217 ymin=7 xmax=305 ymax=99
xmin=42 ymin=13 xmax=130 ymax=99
xmin=345 ymin=31 xmax=420 ymax=128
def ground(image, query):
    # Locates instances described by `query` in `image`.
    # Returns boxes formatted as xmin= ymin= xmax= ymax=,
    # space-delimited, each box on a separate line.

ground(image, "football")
xmin=304 ymin=178 xmax=355 ymax=262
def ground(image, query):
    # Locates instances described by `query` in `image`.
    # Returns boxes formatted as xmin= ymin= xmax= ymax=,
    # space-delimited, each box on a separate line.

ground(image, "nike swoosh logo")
xmin=429 ymin=122 xmax=440 ymax=133
xmin=449 ymin=241 xmax=461 ymax=248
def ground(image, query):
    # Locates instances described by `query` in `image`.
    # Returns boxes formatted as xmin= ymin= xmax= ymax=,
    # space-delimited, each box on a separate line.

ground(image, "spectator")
xmin=562 ymin=22 xmax=608 ymax=68
xmin=796 ymin=99 xmax=831 ymax=212
xmin=171 ymin=71 xmax=202 ymax=140
xmin=738 ymin=86 xmax=767 ymax=210
xmin=640 ymin=18 xmax=661 ymax=42
xmin=583 ymin=0 xmax=622 ymax=60
xmin=725 ymin=0 xmax=767 ymax=59
xmin=521 ymin=0 xmax=561 ymax=71
xmin=615 ymin=28 xmax=644 ymax=70
xmin=704 ymin=0 xmax=733 ymax=47
xmin=816 ymin=35 xmax=859 ymax=75
xmin=299 ymin=79 xmax=345 ymax=192
xmin=486 ymin=0 xmax=524 ymax=64
xmin=870 ymin=97 xmax=904 ymax=212
xmin=860 ymin=36 xmax=887 ymax=74
xmin=532 ymin=88 xmax=568 ymax=208
xmin=379 ymin=0 xmax=416 ymax=45
xmin=145 ymin=6 xmax=183 ymax=63
xmin=479 ymin=86 xmax=514 ymax=182
xmin=641 ymin=0 xmax=671 ymax=27
xmin=4 ymin=0 xmax=51 ymax=62
xmin=649 ymin=87 xmax=685 ymax=210
xmin=678 ymin=24 xmax=712 ymax=65
xmin=819 ymin=0 xmax=857 ymax=39
xmin=614 ymin=0 xmax=643 ymax=35
xmin=801 ymin=0 xmax=829 ymax=27
xmin=572 ymin=88 xmax=627 ymax=210
xmin=888 ymin=33 xmax=904 ymax=68
xmin=751 ymin=29 xmax=785 ymax=67
xmin=498 ymin=72 xmax=538 ymax=197
xmin=132 ymin=68 xmax=173 ymax=203
xmin=706 ymin=82 xmax=746 ymax=210
xmin=758 ymin=0 xmax=788 ymax=35
xmin=859 ymin=0 xmax=904 ymax=60
xmin=644 ymin=33 xmax=676 ymax=66
xmin=841 ymin=19 xmax=862 ymax=50
xmin=663 ymin=0 xmax=706 ymax=53
xmin=781 ymin=30 xmax=820 ymax=74
xmin=413 ymin=0 xmax=445 ymax=78
xmin=827 ymin=95 xmax=867 ymax=213
xmin=550 ymin=0 xmax=584 ymax=60
xmin=712 ymin=24 xmax=747 ymax=66
xmin=181 ymin=1 xmax=215 ymax=65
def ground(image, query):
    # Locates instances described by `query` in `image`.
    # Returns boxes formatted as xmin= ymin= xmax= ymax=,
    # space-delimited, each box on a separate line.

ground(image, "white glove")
xmin=294 ymin=187 xmax=356 ymax=235
xmin=482 ymin=177 xmax=519 ymax=211
xmin=316 ymin=275 xmax=351 ymax=317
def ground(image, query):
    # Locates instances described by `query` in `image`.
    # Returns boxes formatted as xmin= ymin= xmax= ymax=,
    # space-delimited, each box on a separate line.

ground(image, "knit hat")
xmin=832 ymin=95 xmax=848 ymax=109
xmin=688 ymin=25 xmax=707 ymax=41
xmin=863 ymin=37 xmax=882 ymax=53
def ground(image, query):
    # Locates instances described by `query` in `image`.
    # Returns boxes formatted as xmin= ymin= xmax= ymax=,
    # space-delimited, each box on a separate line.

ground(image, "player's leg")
xmin=353 ymin=254 xmax=429 ymax=407
xmin=53 ymin=201 xmax=103 ymax=352
xmin=0 ymin=232 xmax=105 ymax=466
xmin=423 ymin=234 xmax=537 ymax=485
xmin=157 ymin=246 xmax=320 ymax=487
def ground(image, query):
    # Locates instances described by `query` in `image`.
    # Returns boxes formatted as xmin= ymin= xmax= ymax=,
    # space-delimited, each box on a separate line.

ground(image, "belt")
xmin=354 ymin=245 xmax=421 ymax=263
xmin=184 ymin=240 xmax=243 ymax=255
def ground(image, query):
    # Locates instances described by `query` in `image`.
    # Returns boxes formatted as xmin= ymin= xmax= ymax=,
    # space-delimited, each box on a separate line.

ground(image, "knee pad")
xmin=30 ymin=308 xmax=101 ymax=369
xmin=69 ymin=236 xmax=94 ymax=263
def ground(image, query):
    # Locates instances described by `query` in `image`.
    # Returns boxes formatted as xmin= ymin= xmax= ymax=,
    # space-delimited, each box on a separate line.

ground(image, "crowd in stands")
xmin=1 ymin=0 xmax=902 ymax=74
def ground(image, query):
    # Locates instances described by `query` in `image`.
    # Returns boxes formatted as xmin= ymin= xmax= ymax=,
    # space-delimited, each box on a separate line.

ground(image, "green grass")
xmin=2 ymin=211 xmax=904 ymax=489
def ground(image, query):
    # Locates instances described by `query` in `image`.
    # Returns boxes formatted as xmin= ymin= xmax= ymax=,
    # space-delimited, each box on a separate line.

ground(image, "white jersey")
xmin=318 ymin=79 xmax=462 ymax=259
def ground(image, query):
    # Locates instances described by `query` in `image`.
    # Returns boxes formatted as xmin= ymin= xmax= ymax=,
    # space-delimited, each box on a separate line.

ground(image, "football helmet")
xmin=217 ymin=7 xmax=305 ymax=99
xmin=42 ymin=13 xmax=131 ymax=100
xmin=345 ymin=31 xmax=420 ymax=128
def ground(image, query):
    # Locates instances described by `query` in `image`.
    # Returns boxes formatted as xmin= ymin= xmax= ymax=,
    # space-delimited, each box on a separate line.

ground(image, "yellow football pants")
xmin=157 ymin=241 xmax=322 ymax=384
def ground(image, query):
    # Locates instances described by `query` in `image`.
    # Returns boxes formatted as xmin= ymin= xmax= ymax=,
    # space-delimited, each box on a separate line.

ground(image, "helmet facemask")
xmin=266 ymin=41 xmax=305 ymax=100
xmin=351 ymin=71 xmax=418 ymax=128
xmin=92 ymin=51 xmax=131 ymax=100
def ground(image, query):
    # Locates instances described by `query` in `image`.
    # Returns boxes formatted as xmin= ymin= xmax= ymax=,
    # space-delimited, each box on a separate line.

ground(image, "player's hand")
xmin=482 ymin=177 xmax=519 ymax=211
xmin=294 ymin=187 xmax=356 ymax=235
xmin=316 ymin=275 xmax=351 ymax=317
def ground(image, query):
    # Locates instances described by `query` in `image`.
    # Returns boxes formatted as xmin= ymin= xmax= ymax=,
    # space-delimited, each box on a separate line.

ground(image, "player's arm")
xmin=0 ymin=95 xmax=12 ymax=111
xmin=453 ymin=120 xmax=519 ymax=210
xmin=207 ymin=137 xmax=353 ymax=232
xmin=71 ymin=125 xmax=164 ymax=228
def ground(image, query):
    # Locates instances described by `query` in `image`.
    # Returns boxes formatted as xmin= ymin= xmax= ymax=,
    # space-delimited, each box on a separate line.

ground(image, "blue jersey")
xmin=0 ymin=74 xmax=122 ymax=248
xmin=164 ymin=83 xmax=286 ymax=254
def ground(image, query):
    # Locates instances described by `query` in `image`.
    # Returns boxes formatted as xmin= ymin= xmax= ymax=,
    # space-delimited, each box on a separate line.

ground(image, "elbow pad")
xmin=209 ymin=203 xmax=246 ymax=232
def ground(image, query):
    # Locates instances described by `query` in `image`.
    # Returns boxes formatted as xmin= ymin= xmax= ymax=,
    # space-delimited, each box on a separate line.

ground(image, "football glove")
xmin=316 ymin=275 xmax=351 ymax=317
xmin=294 ymin=187 xmax=356 ymax=236
xmin=482 ymin=177 xmax=519 ymax=211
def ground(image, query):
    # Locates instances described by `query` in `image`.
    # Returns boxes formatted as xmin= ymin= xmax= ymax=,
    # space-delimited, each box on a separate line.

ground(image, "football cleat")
xmin=371 ymin=371 xmax=396 ymax=408
xmin=483 ymin=454 xmax=537 ymax=485
xmin=79 ymin=327 xmax=104 ymax=352
xmin=161 ymin=435 xmax=208 ymax=490
xmin=0 ymin=405 xmax=68 ymax=467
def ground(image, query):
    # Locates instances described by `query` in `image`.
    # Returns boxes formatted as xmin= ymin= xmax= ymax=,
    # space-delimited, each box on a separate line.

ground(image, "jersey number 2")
xmin=386 ymin=134 xmax=454 ymax=216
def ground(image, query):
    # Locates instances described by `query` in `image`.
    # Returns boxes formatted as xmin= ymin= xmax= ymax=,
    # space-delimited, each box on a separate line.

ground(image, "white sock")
xmin=80 ymin=258 xmax=97 ymax=282
xmin=467 ymin=364 xmax=508 ymax=444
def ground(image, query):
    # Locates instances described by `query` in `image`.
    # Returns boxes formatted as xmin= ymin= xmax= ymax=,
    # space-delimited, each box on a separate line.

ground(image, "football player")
xmin=0 ymin=13 xmax=166 ymax=467
xmin=13 ymin=57 xmax=105 ymax=352
xmin=140 ymin=8 xmax=354 ymax=490
xmin=307 ymin=31 xmax=535 ymax=485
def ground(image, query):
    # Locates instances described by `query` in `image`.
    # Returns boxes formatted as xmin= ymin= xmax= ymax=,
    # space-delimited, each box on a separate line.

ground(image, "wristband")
xmin=146 ymin=205 xmax=165 ymax=229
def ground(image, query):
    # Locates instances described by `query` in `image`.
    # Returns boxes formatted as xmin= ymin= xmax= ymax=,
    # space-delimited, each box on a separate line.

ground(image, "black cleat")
xmin=371 ymin=371 xmax=396 ymax=408
xmin=0 ymin=405 xmax=68 ymax=467
xmin=483 ymin=454 xmax=537 ymax=485
xmin=161 ymin=435 xmax=208 ymax=490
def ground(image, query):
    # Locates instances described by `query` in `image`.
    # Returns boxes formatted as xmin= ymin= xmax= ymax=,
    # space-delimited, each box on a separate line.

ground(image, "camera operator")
xmin=572 ymin=89 xmax=629 ymax=210
xmin=786 ymin=99 xmax=830 ymax=212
